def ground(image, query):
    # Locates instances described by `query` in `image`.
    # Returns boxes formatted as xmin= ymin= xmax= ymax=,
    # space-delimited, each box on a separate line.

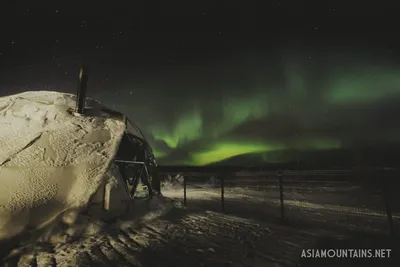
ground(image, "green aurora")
xmin=126 ymin=63 xmax=400 ymax=166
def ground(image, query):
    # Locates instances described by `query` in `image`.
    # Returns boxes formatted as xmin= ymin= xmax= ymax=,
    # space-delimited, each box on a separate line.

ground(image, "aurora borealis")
xmin=116 ymin=57 xmax=400 ymax=166
xmin=1 ymin=2 xmax=399 ymax=166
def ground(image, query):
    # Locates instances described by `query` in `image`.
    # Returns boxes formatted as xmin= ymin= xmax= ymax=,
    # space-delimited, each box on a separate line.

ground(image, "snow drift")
xmin=0 ymin=91 xmax=128 ymax=240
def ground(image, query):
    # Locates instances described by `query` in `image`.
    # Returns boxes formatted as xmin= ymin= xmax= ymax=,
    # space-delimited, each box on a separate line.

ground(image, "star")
xmin=11 ymin=41 xmax=15 ymax=44
xmin=55 ymin=10 xmax=59 ymax=13
xmin=332 ymin=8 xmax=336 ymax=12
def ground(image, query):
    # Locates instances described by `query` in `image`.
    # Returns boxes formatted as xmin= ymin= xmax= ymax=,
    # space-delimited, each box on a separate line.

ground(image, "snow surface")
xmin=0 ymin=91 xmax=126 ymax=240
xmin=1 ymin=175 xmax=396 ymax=266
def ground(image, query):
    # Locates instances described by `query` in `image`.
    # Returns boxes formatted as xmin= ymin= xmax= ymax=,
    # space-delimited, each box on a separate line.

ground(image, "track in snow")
xmin=2 ymin=205 xmax=322 ymax=267
xmin=2 ymin=185 xmax=399 ymax=267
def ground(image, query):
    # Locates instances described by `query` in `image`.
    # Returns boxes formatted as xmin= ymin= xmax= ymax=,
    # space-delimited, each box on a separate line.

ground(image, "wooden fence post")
xmin=183 ymin=175 xmax=187 ymax=207
xmin=221 ymin=175 xmax=225 ymax=212
xmin=278 ymin=170 xmax=285 ymax=221
xmin=382 ymin=172 xmax=394 ymax=236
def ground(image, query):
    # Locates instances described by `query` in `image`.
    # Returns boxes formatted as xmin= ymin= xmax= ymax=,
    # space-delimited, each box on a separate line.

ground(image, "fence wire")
xmin=160 ymin=169 xmax=399 ymax=236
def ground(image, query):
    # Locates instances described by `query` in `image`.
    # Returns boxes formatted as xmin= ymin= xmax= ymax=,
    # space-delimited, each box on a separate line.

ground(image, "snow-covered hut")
xmin=0 ymin=90 xmax=157 ymax=240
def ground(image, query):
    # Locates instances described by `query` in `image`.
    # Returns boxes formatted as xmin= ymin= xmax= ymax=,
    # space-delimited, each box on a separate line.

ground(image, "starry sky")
xmin=1 ymin=1 xmax=400 ymax=166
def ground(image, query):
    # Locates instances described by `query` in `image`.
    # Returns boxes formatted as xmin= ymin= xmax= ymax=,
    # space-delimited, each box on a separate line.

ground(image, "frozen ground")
xmin=0 ymin=192 xmax=328 ymax=267
xmin=1 ymin=183 xmax=398 ymax=267
xmin=166 ymin=179 xmax=400 ymax=234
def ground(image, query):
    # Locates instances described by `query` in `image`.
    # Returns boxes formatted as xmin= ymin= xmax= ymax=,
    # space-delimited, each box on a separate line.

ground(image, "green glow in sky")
xmin=153 ymin=150 xmax=168 ymax=158
xmin=211 ymin=94 xmax=269 ymax=138
xmin=151 ymin=108 xmax=202 ymax=148
xmin=183 ymin=138 xmax=341 ymax=165
xmin=326 ymin=68 xmax=400 ymax=104
xmin=141 ymin=63 xmax=400 ymax=166
xmin=149 ymin=92 xmax=269 ymax=150
xmin=292 ymin=138 xmax=342 ymax=150
xmin=284 ymin=64 xmax=307 ymax=99
xmin=188 ymin=141 xmax=285 ymax=166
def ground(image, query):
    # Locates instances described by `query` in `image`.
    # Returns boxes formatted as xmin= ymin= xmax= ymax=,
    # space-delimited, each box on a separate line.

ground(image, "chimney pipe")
xmin=75 ymin=65 xmax=88 ymax=115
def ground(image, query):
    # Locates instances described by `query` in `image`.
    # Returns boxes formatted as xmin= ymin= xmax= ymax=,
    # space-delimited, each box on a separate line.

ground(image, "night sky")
xmin=1 ymin=2 xmax=400 ymax=165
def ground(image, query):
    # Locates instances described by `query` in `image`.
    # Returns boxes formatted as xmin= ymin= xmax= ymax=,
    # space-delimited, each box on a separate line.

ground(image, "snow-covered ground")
xmin=159 ymin=181 xmax=398 ymax=266
xmin=0 ymin=191 xmax=315 ymax=267
xmin=2 ymin=184 xmax=397 ymax=267
xmin=164 ymin=179 xmax=398 ymax=234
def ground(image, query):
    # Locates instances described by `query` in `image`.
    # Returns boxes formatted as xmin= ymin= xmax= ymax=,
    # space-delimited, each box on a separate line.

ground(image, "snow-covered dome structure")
xmin=0 ymin=91 xmax=157 ymax=240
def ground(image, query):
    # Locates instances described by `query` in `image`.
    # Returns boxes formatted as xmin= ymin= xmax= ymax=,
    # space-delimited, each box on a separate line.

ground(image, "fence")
xmin=160 ymin=168 xmax=399 ymax=236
